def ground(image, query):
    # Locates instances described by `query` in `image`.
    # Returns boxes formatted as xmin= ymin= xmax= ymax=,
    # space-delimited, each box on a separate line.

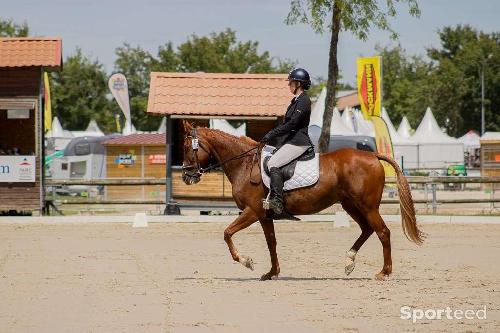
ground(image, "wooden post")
xmin=39 ymin=70 xmax=45 ymax=216
xmin=141 ymin=145 xmax=145 ymax=200
xmin=164 ymin=116 xmax=180 ymax=215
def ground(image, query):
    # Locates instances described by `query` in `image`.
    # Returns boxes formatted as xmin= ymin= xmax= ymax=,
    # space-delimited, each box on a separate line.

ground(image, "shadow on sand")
xmin=174 ymin=276 xmax=411 ymax=282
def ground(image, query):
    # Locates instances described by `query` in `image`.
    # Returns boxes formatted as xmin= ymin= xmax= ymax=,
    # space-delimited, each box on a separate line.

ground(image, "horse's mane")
xmin=198 ymin=127 xmax=257 ymax=148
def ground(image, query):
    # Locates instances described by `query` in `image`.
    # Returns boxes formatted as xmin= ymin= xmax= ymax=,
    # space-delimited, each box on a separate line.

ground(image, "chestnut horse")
xmin=181 ymin=122 xmax=423 ymax=280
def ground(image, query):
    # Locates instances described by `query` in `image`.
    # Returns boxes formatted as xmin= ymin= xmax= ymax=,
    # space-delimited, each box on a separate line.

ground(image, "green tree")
xmin=178 ymin=29 xmax=294 ymax=73
xmin=0 ymin=18 xmax=29 ymax=37
xmin=113 ymin=43 xmax=173 ymax=131
xmin=377 ymin=44 xmax=432 ymax=127
xmin=50 ymin=48 xmax=115 ymax=132
xmin=426 ymin=25 xmax=500 ymax=136
xmin=113 ymin=29 xmax=294 ymax=131
xmin=287 ymin=0 xmax=420 ymax=152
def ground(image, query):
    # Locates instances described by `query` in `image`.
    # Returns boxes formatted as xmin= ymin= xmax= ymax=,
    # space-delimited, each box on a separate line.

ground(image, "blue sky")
xmin=3 ymin=0 xmax=499 ymax=84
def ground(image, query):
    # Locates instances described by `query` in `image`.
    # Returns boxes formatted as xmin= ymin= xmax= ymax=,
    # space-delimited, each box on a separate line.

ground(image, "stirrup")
xmin=262 ymin=192 xmax=283 ymax=213
xmin=262 ymin=191 xmax=271 ymax=210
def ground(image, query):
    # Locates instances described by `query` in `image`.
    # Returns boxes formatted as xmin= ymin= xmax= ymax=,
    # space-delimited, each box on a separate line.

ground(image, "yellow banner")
xmin=357 ymin=57 xmax=382 ymax=119
xmin=43 ymin=72 xmax=52 ymax=132
xmin=115 ymin=114 xmax=121 ymax=133
xmin=371 ymin=116 xmax=396 ymax=177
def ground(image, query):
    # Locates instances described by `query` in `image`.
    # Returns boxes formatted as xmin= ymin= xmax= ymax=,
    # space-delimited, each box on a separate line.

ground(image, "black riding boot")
xmin=268 ymin=167 xmax=284 ymax=215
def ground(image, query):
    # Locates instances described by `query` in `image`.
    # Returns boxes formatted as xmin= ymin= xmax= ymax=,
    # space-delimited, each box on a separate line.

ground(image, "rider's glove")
xmin=261 ymin=131 xmax=274 ymax=144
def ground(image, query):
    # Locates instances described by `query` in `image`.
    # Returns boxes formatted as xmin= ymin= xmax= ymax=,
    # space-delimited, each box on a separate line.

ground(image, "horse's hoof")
xmin=260 ymin=272 xmax=279 ymax=281
xmin=375 ymin=272 xmax=390 ymax=281
xmin=239 ymin=255 xmax=254 ymax=271
xmin=345 ymin=262 xmax=355 ymax=276
xmin=345 ymin=249 xmax=357 ymax=276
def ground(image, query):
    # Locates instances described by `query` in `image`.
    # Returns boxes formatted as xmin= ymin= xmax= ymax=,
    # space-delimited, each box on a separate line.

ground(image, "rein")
xmin=182 ymin=128 xmax=260 ymax=176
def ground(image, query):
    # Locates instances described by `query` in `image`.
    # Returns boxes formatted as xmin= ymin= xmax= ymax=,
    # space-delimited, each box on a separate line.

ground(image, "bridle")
xmin=182 ymin=128 xmax=260 ymax=178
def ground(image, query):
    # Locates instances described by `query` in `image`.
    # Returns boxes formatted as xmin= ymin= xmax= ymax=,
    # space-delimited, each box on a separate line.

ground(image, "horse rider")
xmin=260 ymin=68 xmax=314 ymax=215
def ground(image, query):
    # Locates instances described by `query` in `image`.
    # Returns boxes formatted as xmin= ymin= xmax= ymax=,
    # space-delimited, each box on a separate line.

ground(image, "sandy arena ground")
xmin=0 ymin=221 xmax=499 ymax=332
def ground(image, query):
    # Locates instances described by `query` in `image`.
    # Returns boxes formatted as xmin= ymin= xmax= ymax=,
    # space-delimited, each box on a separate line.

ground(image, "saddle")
xmin=263 ymin=146 xmax=315 ymax=181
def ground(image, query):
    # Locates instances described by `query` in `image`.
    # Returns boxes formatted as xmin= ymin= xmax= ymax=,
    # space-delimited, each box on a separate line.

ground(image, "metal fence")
xmin=44 ymin=176 xmax=500 ymax=215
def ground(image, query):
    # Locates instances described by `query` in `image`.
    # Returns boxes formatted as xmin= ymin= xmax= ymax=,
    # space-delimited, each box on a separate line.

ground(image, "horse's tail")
xmin=376 ymin=153 xmax=424 ymax=245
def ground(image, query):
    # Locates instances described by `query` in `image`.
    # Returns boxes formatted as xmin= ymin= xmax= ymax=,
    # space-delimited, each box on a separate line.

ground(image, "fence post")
xmin=431 ymin=183 xmax=437 ymax=215
xmin=51 ymin=186 xmax=56 ymax=215
xmin=164 ymin=115 xmax=180 ymax=215
xmin=491 ymin=183 xmax=495 ymax=211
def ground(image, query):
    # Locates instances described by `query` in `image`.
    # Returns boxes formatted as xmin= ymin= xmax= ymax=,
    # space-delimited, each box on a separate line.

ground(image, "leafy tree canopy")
xmin=0 ymin=18 xmax=29 ymax=37
xmin=113 ymin=29 xmax=295 ymax=131
xmin=50 ymin=48 xmax=116 ymax=133
xmin=381 ymin=25 xmax=500 ymax=136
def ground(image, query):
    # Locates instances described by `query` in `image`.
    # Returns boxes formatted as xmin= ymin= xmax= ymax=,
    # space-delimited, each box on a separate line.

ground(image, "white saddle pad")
xmin=261 ymin=145 xmax=319 ymax=191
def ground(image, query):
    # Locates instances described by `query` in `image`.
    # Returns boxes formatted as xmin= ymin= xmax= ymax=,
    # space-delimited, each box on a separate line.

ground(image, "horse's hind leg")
xmin=224 ymin=207 xmax=259 ymax=271
xmin=341 ymin=200 xmax=374 ymax=275
xmin=365 ymin=210 xmax=392 ymax=280
xmin=259 ymin=218 xmax=280 ymax=281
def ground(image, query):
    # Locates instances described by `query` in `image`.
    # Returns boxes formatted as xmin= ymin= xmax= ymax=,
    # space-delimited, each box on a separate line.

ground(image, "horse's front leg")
xmin=260 ymin=218 xmax=280 ymax=281
xmin=223 ymin=207 xmax=259 ymax=270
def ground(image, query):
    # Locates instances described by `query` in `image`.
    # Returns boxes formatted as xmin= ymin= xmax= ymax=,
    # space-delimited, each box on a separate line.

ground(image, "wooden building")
xmin=104 ymin=132 xmax=235 ymax=201
xmin=104 ymin=134 xmax=166 ymax=200
xmin=0 ymin=38 xmax=62 ymax=213
xmin=146 ymin=72 xmax=290 ymax=210
xmin=480 ymin=132 xmax=500 ymax=189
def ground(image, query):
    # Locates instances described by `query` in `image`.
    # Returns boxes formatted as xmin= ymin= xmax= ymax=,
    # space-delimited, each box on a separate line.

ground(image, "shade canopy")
xmin=397 ymin=116 xmax=413 ymax=139
xmin=411 ymin=107 xmax=457 ymax=144
xmin=459 ymin=130 xmax=480 ymax=149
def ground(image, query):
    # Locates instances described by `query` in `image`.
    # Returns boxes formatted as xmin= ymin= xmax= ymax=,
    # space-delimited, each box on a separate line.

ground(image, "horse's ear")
xmin=182 ymin=120 xmax=193 ymax=133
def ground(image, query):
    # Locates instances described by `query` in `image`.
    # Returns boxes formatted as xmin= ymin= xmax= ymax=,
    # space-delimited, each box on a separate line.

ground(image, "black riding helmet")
xmin=288 ymin=68 xmax=311 ymax=90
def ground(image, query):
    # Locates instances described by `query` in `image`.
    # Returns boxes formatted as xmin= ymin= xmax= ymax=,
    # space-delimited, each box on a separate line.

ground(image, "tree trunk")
xmin=318 ymin=1 xmax=341 ymax=153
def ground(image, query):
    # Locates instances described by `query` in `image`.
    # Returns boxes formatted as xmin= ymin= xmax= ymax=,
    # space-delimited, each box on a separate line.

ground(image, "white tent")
xmin=310 ymin=87 xmax=326 ymax=127
xmin=331 ymin=108 xmax=356 ymax=136
xmin=72 ymin=119 xmax=106 ymax=138
xmin=310 ymin=88 xmax=361 ymax=136
xmin=309 ymin=89 xmax=356 ymax=142
xmin=411 ymin=107 xmax=464 ymax=168
xmin=352 ymin=109 xmax=376 ymax=137
xmin=397 ymin=116 xmax=413 ymax=139
xmin=85 ymin=119 xmax=104 ymax=136
xmin=122 ymin=119 xmax=137 ymax=135
xmin=381 ymin=107 xmax=399 ymax=141
xmin=158 ymin=117 xmax=166 ymax=133
xmin=308 ymin=87 xmax=376 ymax=152
xmin=209 ymin=119 xmax=246 ymax=136
xmin=382 ymin=108 xmax=418 ymax=168
xmin=459 ymin=130 xmax=480 ymax=150
xmin=308 ymin=108 xmax=354 ymax=144
xmin=341 ymin=108 xmax=356 ymax=132
xmin=45 ymin=117 xmax=74 ymax=152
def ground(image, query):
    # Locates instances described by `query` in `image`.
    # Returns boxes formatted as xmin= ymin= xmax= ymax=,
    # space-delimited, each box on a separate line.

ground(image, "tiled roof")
xmin=336 ymin=92 xmax=360 ymax=110
xmin=147 ymin=72 xmax=291 ymax=118
xmin=0 ymin=37 xmax=62 ymax=68
xmin=103 ymin=133 xmax=166 ymax=146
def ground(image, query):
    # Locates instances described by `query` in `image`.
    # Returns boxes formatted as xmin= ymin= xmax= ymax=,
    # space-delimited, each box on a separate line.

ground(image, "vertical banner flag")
xmin=43 ymin=72 xmax=52 ymax=132
xmin=108 ymin=73 xmax=131 ymax=134
xmin=357 ymin=56 xmax=382 ymax=119
xmin=357 ymin=56 xmax=395 ymax=177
